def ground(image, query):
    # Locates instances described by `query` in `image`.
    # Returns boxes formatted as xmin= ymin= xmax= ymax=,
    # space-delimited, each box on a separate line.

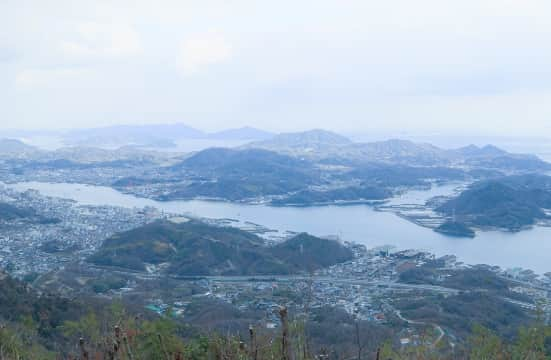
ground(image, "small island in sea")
xmin=434 ymin=221 xmax=476 ymax=238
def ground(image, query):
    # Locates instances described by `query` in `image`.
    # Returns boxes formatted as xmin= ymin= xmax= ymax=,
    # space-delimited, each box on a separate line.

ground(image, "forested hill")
xmin=436 ymin=174 xmax=551 ymax=231
xmin=88 ymin=219 xmax=353 ymax=275
xmin=153 ymin=148 xmax=320 ymax=201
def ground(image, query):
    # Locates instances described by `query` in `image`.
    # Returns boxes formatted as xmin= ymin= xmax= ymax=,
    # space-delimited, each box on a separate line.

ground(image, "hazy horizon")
xmin=3 ymin=122 xmax=551 ymax=162
xmin=3 ymin=121 xmax=551 ymax=142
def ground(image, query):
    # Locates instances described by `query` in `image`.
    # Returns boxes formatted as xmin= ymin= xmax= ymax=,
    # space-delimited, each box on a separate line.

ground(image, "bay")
xmin=8 ymin=181 xmax=551 ymax=274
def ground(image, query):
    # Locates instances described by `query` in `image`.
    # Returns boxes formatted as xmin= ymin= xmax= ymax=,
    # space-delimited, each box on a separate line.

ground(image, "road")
xmin=181 ymin=274 xmax=461 ymax=295
xmin=88 ymin=265 xmax=461 ymax=295
xmin=395 ymin=310 xmax=445 ymax=348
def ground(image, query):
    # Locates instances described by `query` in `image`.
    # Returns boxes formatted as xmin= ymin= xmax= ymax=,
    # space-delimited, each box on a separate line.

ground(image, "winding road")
xmin=395 ymin=310 xmax=445 ymax=348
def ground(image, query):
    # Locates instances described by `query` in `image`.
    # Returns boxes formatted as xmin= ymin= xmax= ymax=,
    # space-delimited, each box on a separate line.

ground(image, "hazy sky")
xmin=4 ymin=0 xmax=551 ymax=135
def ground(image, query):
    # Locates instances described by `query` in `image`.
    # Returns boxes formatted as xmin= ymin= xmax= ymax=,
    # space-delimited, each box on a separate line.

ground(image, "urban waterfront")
xmin=8 ymin=181 xmax=551 ymax=274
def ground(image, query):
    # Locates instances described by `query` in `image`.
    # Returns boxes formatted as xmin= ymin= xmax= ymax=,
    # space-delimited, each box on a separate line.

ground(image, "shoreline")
xmin=6 ymin=180 xmax=551 ymax=275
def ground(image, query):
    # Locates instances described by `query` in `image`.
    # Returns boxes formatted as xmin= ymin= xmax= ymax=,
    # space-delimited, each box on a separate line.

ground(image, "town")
xmin=0 ymin=184 xmax=162 ymax=276
xmin=2 ymin=182 xmax=551 ymax=351
xmin=33 ymin=235 xmax=551 ymax=350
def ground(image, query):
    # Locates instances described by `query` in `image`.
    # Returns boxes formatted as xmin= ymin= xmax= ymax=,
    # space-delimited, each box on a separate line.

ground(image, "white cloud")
xmin=178 ymin=31 xmax=232 ymax=76
xmin=7 ymin=0 xmax=551 ymax=134
xmin=60 ymin=22 xmax=142 ymax=60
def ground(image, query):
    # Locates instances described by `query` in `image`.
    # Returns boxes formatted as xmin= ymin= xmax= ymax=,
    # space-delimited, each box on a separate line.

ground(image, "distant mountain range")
xmin=2 ymin=126 xmax=550 ymax=173
xmin=3 ymin=128 xmax=551 ymax=209
xmin=62 ymin=124 xmax=275 ymax=147
xmin=0 ymin=138 xmax=180 ymax=165
xmin=103 ymin=130 xmax=551 ymax=203
xmin=112 ymin=146 xmax=472 ymax=203
xmin=245 ymin=129 xmax=551 ymax=171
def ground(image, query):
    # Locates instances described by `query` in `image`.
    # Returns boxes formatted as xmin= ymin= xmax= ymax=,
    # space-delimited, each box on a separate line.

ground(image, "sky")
xmin=3 ymin=0 xmax=551 ymax=136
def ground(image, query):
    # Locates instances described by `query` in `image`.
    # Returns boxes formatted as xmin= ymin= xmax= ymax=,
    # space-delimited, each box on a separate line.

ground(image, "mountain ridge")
xmin=244 ymin=131 xmax=550 ymax=170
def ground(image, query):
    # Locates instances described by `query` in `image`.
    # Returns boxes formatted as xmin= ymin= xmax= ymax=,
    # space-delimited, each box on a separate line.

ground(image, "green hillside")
xmin=88 ymin=220 xmax=353 ymax=275
xmin=436 ymin=175 xmax=551 ymax=231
